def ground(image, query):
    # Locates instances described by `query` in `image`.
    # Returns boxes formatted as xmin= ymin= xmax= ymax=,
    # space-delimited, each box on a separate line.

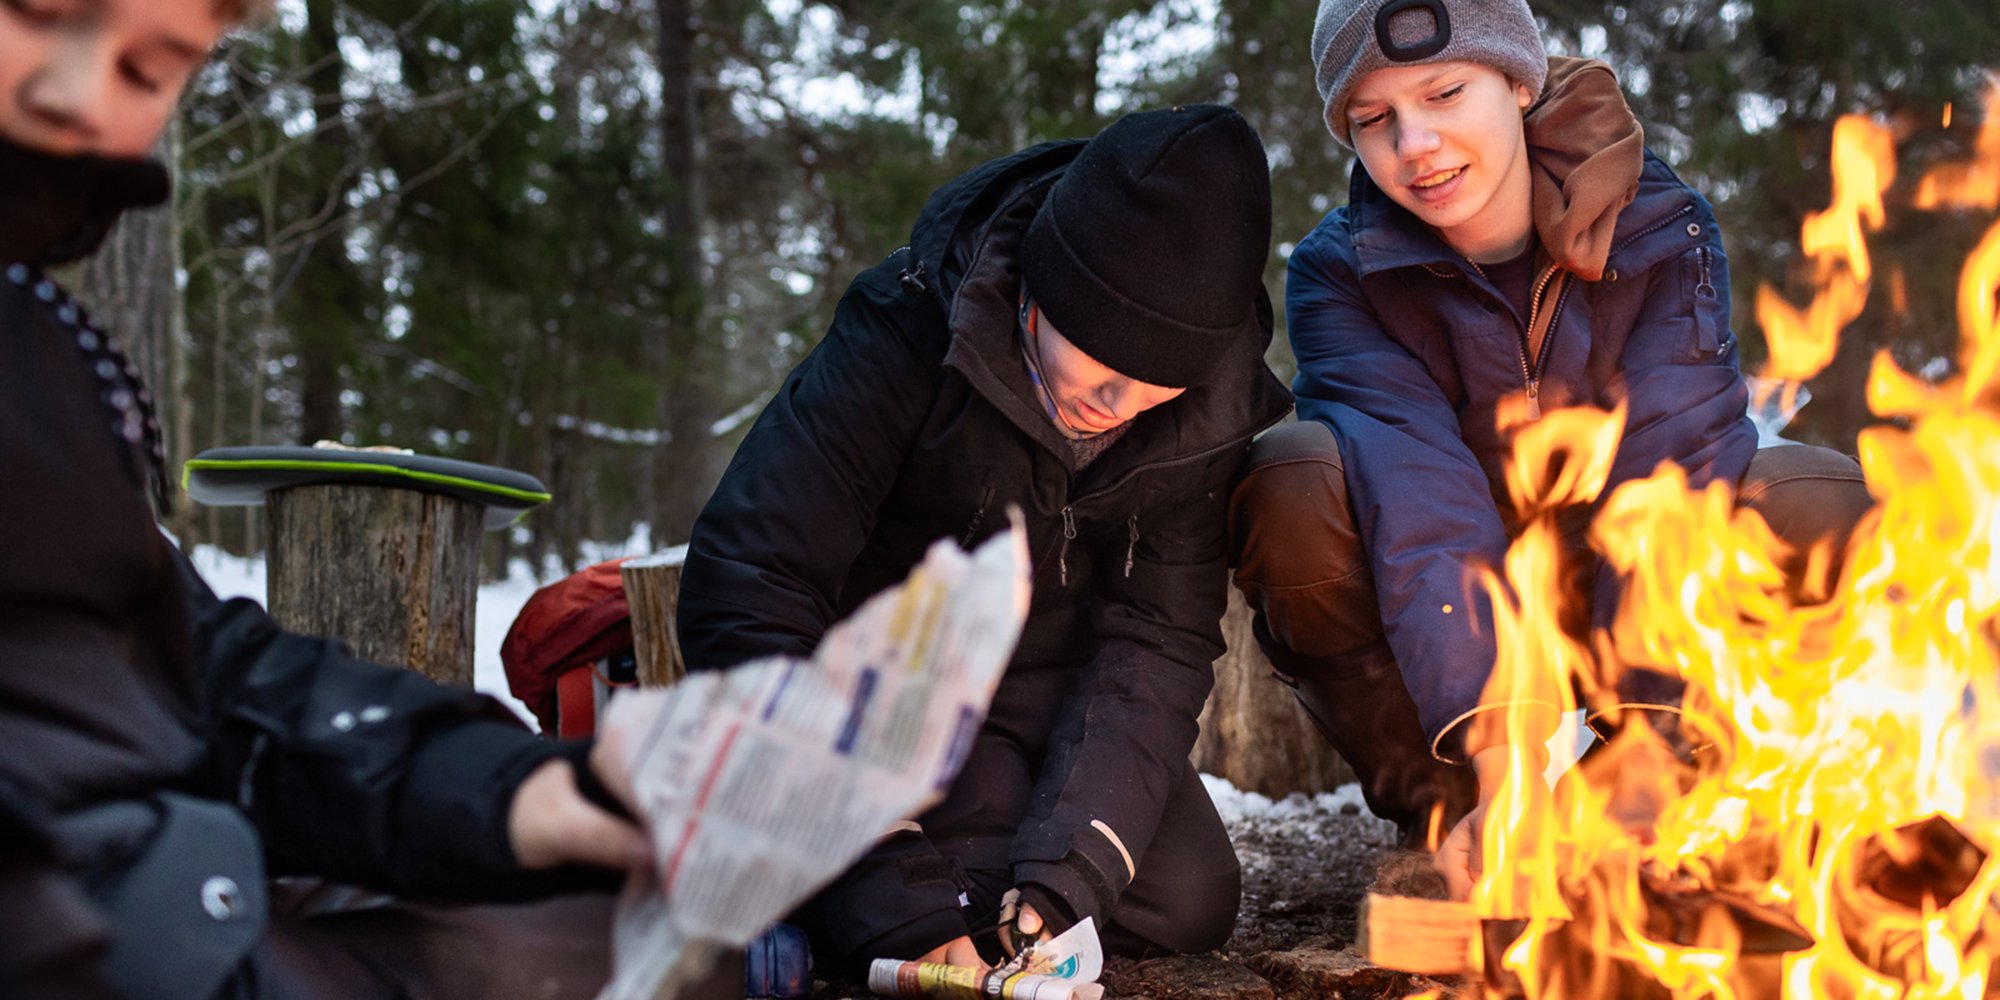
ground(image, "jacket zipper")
xmin=1124 ymin=514 xmax=1138 ymax=579
xmin=1518 ymin=264 xmax=1576 ymax=420
xmin=1465 ymin=258 xmax=1565 ymax=422
xmin=1058 ymin=505 xmax=1077 ymax=587
xmin=1607 ymin=202 xmax=1696 ymax=259
xmin=961 ymin=485 xmax=996 ymax=547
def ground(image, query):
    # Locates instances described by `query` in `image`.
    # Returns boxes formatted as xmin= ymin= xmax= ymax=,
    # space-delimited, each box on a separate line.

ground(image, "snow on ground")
xmin=186 ymin=543 xmax=658 ymax=729
xmin=1202 ymin=772 xmax=1373 ymax=831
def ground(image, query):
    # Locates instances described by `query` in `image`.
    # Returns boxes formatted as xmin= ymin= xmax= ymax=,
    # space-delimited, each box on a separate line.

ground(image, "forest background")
xmin=77 ymin=0 xmax=1998 ymax=577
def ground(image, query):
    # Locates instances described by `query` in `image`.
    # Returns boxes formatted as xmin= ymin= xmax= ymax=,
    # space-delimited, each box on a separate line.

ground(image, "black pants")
xmin=1228 ymin=421 xmax=1875 ymax=841
xmin=796 ymin=724 xmax=1241 ymax=969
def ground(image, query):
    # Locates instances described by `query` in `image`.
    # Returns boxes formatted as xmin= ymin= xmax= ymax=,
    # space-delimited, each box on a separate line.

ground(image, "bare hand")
xmin=506 ymin=757 xmax=652 ymax=872
xmin=916 ymin=935 xmax=987 ymax=972
xmin=1433 ymin=744 xmax=1517 ymax=900
xmin=999 ymin=897 xmax=1053 ymax=958
xmin=1436 ymin=801 xmax=1487 ymax=901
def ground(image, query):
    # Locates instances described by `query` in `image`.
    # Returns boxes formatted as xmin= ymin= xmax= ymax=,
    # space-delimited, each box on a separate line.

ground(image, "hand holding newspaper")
xmin=596 ymin=517 xmax=1032 ymax=1000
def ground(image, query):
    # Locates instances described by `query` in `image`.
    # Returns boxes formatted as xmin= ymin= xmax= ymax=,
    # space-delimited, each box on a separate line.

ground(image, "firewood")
xmin=1357 ymin=893 xmax=1481 ymax=976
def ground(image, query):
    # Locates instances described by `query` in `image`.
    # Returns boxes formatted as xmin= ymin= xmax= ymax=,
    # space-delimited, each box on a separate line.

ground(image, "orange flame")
xmin=1756 ymin=115 xmax=1897 ymax=385
xmin=1469 ymin=77 xmax=2000 ymax=999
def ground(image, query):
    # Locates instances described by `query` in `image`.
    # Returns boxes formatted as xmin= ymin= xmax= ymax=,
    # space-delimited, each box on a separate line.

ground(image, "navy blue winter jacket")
xmin=1286 ymin=148 xmax=1758 ymax=759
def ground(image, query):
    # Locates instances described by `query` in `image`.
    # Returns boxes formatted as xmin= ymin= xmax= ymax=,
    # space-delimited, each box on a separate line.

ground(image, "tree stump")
xmin=621 ymin=546 xmax=689 ymax=687
xmin=265 ymin=484 xmax=484 ymax=687
xmin=1194 ymin=586 xmax=1356 ymax=797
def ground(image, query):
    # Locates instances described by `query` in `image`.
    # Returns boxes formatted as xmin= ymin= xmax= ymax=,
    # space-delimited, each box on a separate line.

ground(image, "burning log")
xmin=1635 ymin=871 xmax=1814 ymax=955
xmin=1854 ymin=814 xmax=1987 ymax=911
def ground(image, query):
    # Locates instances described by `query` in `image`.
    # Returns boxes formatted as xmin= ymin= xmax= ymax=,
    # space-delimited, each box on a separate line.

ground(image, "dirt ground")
xmin=807 ymin=786 xmax=1463 ymax=1000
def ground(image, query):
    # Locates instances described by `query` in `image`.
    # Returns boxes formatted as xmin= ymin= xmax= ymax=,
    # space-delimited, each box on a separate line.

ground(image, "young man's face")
xmin=1030 ymin=304 xmax=1187 ymax=436
xmin=0 ymin=0 xmax=224 ymax=158
xmin=1347 ymin=60 xmax=1536 ymax=263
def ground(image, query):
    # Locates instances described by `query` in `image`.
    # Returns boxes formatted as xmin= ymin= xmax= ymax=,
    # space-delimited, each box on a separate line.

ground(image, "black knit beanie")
xmin=1019 ymin=104 xmax=1272 ymax=389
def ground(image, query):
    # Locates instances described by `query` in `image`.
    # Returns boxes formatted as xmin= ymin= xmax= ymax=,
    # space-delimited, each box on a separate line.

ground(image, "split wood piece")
xmin=621 ymin=547 xmax=688 ymax=687
xmin=1191 ymin=585 xmax=1356 ymax=797
xmin=1356 ymin=896 xmax=1552 ymax=998
xmin=266 ymin=484 xmax=483 ymax=688
xmin=1358 ymin=893 xmax=1482 ymax=976
xmin=1362 ymin=878 xmax=1817 ymax=979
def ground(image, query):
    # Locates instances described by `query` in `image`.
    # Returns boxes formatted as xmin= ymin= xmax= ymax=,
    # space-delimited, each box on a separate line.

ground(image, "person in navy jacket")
xmin=1230 ymin=0 xmax=1874 ymax=896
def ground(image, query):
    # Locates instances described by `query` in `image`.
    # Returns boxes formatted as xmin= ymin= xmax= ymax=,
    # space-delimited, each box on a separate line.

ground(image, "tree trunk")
xmin=649 ymin=0 xmax=719 ymax=545
xmin=1193 ymin=586 xmax=1356 ymax=797
xmin=265 ymin=485 xmax=484 ymax=687
xmin=295 ymin=0 xmax=358 ymax=445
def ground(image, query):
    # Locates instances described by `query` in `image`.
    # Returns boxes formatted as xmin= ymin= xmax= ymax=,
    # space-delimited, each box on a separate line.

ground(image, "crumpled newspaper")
xmin=596 ymin=516 xmax=1031 ymax=1000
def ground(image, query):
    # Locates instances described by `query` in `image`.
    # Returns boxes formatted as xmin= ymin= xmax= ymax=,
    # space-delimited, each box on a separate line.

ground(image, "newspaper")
xmin=867 ymin=917 xmax=1106 ymax=1000
xmin=596 ymin=516 xmax=1032 ymax=1000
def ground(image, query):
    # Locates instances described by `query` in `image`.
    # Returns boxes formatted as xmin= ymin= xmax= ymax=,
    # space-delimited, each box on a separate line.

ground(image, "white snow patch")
xmin=1203 ymin=772 xmax=1375 ymax=829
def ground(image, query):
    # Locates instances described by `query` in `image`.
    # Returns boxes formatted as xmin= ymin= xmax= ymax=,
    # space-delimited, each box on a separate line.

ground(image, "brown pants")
xmin=247 ymin=890 xmax=743 ymax=1000
xmin=1228 ymin=421 xmax=1874 ymax=841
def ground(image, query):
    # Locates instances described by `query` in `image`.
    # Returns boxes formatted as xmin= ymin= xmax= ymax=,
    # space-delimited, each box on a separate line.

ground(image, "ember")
xmin=1463 ymin=81 xmax=2000 ymax=999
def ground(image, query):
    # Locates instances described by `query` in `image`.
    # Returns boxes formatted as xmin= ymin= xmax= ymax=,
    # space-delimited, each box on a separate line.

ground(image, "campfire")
xmin=1386 ymin=82 xmax=2000 ymax=998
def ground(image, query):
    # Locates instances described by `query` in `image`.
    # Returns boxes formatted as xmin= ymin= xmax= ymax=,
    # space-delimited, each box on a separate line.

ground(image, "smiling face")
xmin=1347 ymin=60 xmax=1536 ymax=264
xmin=0 ymin=0 xmax=225 ymax=159
xmin=1028 ymin=303 xmax=1186 ymax=437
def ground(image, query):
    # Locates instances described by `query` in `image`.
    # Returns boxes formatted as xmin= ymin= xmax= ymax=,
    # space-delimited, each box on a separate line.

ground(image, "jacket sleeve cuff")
xmin=393 ymin=719 xmax=575 ymax=895
xmin=546 ymin=738 xmax=632 ymax=820
xmin=1012 ymin=854 xmax=1114 ymax=930
xmin=1430 ymin=701 xmax=1564 ymax=764
xmin=1013 ymin=882 xmax=1077 ymax=938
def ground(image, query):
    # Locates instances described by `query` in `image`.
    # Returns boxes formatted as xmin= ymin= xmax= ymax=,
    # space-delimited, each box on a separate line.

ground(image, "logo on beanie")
xmin=1374 ymin=0 xmax=1451 ymax=62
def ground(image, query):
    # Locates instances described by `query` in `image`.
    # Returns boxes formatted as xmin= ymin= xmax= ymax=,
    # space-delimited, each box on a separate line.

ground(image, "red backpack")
xmin=500 ymin=558 xmax=637 ymax=737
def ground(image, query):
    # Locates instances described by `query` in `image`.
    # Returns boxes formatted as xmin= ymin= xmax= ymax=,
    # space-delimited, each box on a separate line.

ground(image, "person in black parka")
xmin=678 ymin=105 xmax=1295 ymax=970
xmin=0 ymin=3 xmax=651 ymax=997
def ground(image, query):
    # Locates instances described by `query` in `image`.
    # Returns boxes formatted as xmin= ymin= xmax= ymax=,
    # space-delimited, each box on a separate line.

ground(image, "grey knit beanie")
xmin=1311 ymin=0 xmax=1548 ymax=147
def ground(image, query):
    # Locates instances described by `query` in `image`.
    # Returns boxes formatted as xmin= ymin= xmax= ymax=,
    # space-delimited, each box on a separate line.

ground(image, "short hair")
xmin=213 ymin=0 xmax=278 ymax=26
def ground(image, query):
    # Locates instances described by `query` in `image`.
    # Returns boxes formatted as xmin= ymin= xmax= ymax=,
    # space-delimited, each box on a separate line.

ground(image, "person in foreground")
xmin=1229 ymin=0 xmax=1875 ymax=897
xmin=0 ymin=2 xmax=650 ymax=996
xmin=679 ymin=105 xmax=1293 ymax=970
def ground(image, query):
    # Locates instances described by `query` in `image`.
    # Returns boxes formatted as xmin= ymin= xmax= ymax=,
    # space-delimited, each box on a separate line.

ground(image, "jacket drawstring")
xmin=1058 ymin=506 xmax=1076 ymax=587
xmin=1124 ymin=514 xmax=1138 ymax=578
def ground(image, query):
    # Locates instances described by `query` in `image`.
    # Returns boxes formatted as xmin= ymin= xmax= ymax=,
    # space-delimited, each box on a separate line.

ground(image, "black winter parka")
xmin=0 ymin=259 xmax=609 ymax=999
xmin=678 ymin=141 xmax=1293 ymax=952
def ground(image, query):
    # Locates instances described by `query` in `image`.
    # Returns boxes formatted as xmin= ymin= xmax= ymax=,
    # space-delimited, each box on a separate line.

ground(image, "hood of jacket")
xmin=897 ymin=141 xmax=1293 ymax=481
